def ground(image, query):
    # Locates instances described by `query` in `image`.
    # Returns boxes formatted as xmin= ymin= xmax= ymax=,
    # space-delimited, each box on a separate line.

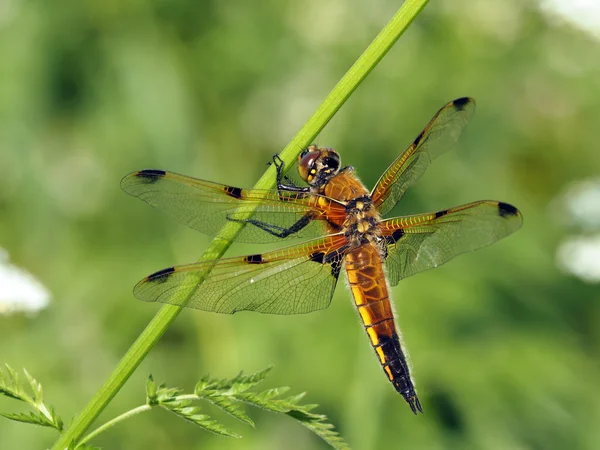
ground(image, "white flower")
xmin=0 ymin=248 xmax=50 ymax=315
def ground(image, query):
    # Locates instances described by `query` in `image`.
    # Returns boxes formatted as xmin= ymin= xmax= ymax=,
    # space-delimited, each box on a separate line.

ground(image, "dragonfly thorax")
xmin=343 ymin=198 xmax=384 ymax=249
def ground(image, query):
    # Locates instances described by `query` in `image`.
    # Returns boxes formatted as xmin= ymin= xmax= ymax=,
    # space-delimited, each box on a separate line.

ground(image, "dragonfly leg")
xmin=227 ymin=212 xmax=313 ymax=238
xmin=272 ymin=154 xmax=309 ymax=193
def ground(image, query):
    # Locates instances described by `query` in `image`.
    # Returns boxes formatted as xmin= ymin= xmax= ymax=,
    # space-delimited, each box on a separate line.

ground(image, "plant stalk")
xmin=78 ymin=405 xmax=151 ymax=447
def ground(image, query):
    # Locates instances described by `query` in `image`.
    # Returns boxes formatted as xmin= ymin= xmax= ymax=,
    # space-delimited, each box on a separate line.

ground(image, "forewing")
xmin=371 ymin=98 xmax=476 ymax=216
xmin=133 ymin=234 xmax=348 ymax=314
xmin=382 ymin=201 xmax=522 ymax=286
xmin=121 ymin=170 xmax=346 ymax=243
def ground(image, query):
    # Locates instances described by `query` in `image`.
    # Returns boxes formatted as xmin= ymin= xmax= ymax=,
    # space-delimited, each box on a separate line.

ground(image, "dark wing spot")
xmin=498 ymin=202 xmax=519 ymax=218
xmin=136 ymin=169 xmax=166 ymax=183
xmin=245 ymin=254 xmax=264 ymax=264
xmin=413 ymin=131 xmax=424 ymax=146
xmin=326 ymin=219 xmax=343 ymax=232
xmin=147 ymin=267 xmax=175 ymax=282
xmin=452 ymin=97 xmax=472 ymax=110
xmin=311 ymin=250 xmax=343 ymax=278
xmin=331 ymin=258 xmax=342 ymax=279
xmin=224 ymin=186 xmax=242 ymax=199
xmin=309 ymin=252 xmax=325 ymax=264
xmin=391 ymin=229 xmax=405 ymax=242
xmin=434 ymin=210 xmax=449 ymax=219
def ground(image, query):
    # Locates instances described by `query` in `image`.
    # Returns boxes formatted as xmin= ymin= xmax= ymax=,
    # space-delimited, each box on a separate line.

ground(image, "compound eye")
xmin=323 ymin=154 xmax=340 ymax=172
xmin=298 ymin=151 xmax=320 ymax=182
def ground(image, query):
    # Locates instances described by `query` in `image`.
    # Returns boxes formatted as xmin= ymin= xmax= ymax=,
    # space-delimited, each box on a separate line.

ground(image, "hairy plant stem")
xmin=52 ymin=1 xmax=429 ymax=448
xmin=78 ymin=405 xmax=151 ymax=447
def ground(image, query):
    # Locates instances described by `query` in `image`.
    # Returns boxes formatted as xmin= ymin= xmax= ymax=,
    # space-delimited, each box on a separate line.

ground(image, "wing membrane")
xmin=382 ymin=201 xmax=522 ymax=286
xmin=371 ymin=98 xmax=476 ymax=216
xmin=133 ymin=234 xmax=348 ymax=314
xmin=121 ymin=170 xmax=346 ymax=243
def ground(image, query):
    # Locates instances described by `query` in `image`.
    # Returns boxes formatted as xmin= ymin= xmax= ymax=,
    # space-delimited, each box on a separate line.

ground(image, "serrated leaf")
xmin=228 ymin=366 xmax=273 ymax=392
xmin=0 ymin=410 xmax=58 ymax=429
xmin=23 ymin=369 xmax=43 ymax=405
xmin=155 ymin=385 xmax=184 ymax=403
xmin=0 ymin=385 xmax=21 ymax=401
xmin=140 ymin=368 xmax=349 ymax=449
xmin=235 ymin=381 xmax=350 ymax=450
xmin=196 ymin=366 xmax=273 ymax=395
xmin=0 ymin=365 xmax=63 ymax=432
xmin=234 ymin=387 xmax=292 ymax=413
xmin=204 ymin=395 xmax=254 ymax=427
xmin=47 ymin=405 xmax=64 ymax=431
xmin=166 ymin=405 xmax=240 ymax=438
xmin=291 ymin=413 xmax=351 ymax=450
xmin=160 ymin=396 xmax=192 ymax=410
xmin=283 ymin=392 xmax=308 ymax=406
xmin=194 ymin=373 xmax=216 ymax=393
xmin=6 ymin=364 xmax=19 ymax=388
xmin=0 ymin=365 xmax=29 ymax=403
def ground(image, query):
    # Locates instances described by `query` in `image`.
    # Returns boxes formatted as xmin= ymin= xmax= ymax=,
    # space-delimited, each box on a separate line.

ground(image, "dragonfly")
xmin=121 ymin=97 xmax=522 ymax=414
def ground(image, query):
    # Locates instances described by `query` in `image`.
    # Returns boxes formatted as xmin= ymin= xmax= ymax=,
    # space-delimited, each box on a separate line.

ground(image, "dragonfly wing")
xmin=133 ymin=234 xmax=348 ymax=314
xmin=121 ymin=170 xmax=345 ymax=243
xmin=381 ymin=201 xmax=522 ymax=286
xmin=371 ymin=98 xmax=476 ymax=216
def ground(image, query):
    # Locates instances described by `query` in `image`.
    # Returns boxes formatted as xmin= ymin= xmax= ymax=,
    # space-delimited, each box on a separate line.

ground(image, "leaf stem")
xmin=51 ymin=1 xmax=429 ymax=448
xmin=78 ymin=405 xmax=151 ymax=447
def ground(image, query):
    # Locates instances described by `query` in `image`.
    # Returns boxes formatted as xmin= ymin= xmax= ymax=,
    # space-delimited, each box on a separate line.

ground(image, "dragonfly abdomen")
xmin=345 ymin=245 xmax=423 ymax=414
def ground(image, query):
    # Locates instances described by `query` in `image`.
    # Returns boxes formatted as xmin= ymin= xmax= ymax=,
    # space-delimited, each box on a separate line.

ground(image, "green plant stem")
xmin=52 ymin=1 xmax=429 ymax=448
xmin=78 ymin=405 xmax=151 ymax=447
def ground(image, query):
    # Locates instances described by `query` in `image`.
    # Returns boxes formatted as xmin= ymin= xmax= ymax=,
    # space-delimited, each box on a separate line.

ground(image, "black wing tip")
xmin=413 ymin=131 xmax=424 ymax=146
xmin=146 ymin=267 xmax=176 ymax=282
xmin=452 ymin=97 xmax=474 ymax=110
xmin=136 ymin=169 xmax=166 ymax=179
xmin=434 ymin=209 xmax=449 ymax=219
xmin=498 ymin=202 xmax=520 ymax=218
xmin=121 ymin=169 xmax=167 ymax=188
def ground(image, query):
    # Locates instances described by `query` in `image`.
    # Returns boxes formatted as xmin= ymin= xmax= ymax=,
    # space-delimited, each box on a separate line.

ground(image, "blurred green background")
xmin=1 ymin=0 xmax=600 ymax=448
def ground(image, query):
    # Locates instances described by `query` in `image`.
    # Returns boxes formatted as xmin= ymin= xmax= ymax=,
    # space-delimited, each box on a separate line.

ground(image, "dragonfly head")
xmin=298 ymin=145 xmax=341 ymax=187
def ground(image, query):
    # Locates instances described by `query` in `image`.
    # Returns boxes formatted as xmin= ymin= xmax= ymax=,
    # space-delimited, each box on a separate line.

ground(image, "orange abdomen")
xmin=345 ymin=244 xmax=422 ymax=412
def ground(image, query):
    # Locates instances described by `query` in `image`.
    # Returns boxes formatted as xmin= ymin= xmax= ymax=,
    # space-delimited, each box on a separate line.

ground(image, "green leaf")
xmin=233 ymin=383 xmax=350 ymax=450
xmin=156 ymin=387 xmax=185 ymax=406
xmin=235 ymin=387 xmax=293 ymax=413
xmin=0 ymin=365 xmax=63 ymax=431
xmin=164 ymin=403 xmax=240 ymax=438
xmin=47 ymin=405 xmax=64 ymax=431
xmin=1 ymin=411 xmax=57 ymax=429
xmin=150 ymin=377 xmax=242 ymax=438
xmin=0 ymin=364 xmax=30 ymax=403
xmin=289 ymin=410 xmax=351 ymax=450
xmin=203 ymin=394 xmax=254 ymax=427
xmin=195 ymin=366 xmax=273 ymax=394
xmin=145 ymin=375 xmax=157 ymax=404
xmin=24 ymin=369 xmax=44 ymax=405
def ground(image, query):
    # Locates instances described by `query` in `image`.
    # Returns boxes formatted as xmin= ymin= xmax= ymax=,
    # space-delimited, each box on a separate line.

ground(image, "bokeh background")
xmin=1 ymin=0 xmax=600 ymax=448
